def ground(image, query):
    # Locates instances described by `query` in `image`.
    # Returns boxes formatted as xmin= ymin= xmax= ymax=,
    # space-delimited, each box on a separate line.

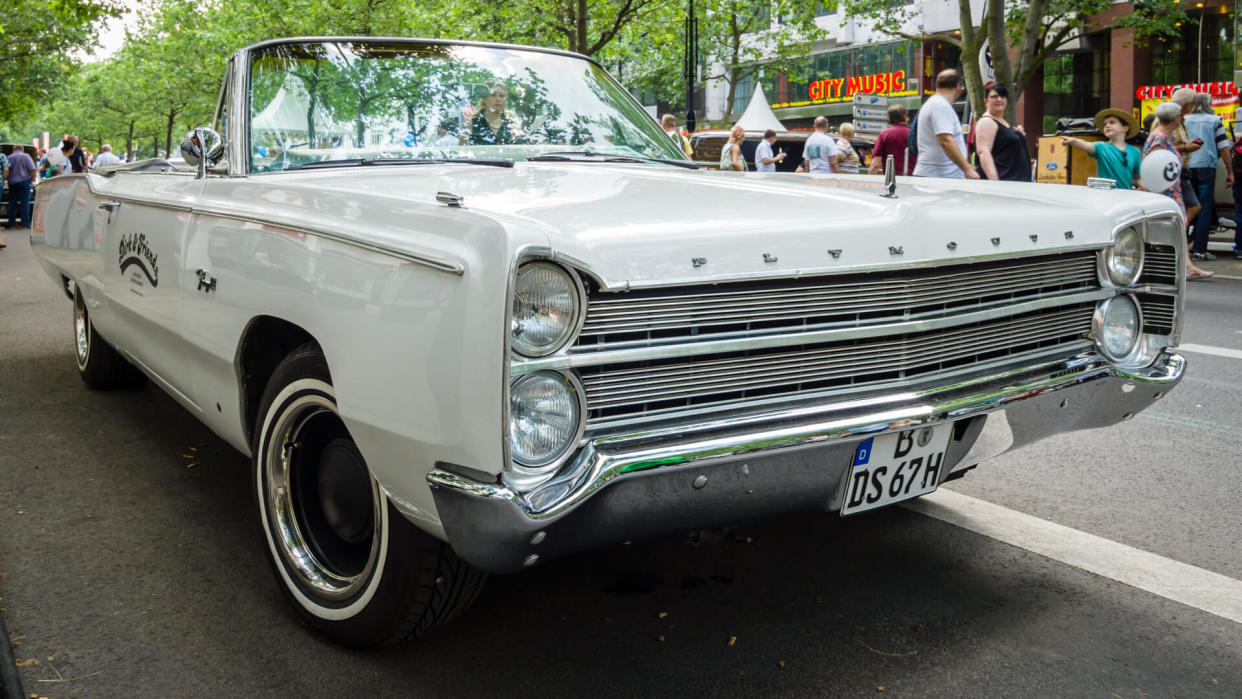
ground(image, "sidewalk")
xmin=1199 ymin=227 xmax=1242 ymax=279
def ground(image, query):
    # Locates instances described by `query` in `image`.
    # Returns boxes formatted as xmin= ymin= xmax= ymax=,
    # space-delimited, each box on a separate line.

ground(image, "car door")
xmin=96 ymin=171 xmax=205 ymax=405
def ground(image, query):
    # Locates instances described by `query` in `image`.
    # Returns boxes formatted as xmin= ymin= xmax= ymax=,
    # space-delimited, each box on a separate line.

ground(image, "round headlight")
xmin=1098 ymin=295 xmax=1140 ymax=360
xmin=509 ymin=371 xmax=582 ymax=467
xmin=511 ymin=262 xmax=581 ymax=357
xmin=1106 ymin=227 xmax=1144 ymax=286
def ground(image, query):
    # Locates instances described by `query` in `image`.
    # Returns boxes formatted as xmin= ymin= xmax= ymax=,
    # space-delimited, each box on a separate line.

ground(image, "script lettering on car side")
xmin=118 ymin=233 xmax=159 ymax=289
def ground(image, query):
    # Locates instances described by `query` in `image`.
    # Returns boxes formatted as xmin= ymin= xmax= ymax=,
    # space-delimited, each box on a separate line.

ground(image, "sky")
xmin=85 ymin=3 xmax=141 ymax=62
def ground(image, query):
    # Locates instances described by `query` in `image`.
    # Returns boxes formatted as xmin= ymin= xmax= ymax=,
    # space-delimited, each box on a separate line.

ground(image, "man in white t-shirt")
xmin=754 ymin=129 xmax=786 ymax=172
xmin=797 ymin=116 xmax=839 ymax=173
xmin=913 ymin=69 xmax=979 ymax=179
xmin=92 ymin=144 xmax=122 ymax=169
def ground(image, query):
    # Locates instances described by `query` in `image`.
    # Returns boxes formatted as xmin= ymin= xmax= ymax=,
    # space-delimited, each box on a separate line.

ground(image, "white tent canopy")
xmin=252 ymin=75 xmax=347 ymax=140
xmin=732 ymin=83 xmax=785 ymax=133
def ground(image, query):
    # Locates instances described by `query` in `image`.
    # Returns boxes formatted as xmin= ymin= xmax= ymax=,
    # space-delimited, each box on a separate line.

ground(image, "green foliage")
xmin=8 ymin=0 xmax=806 ymax=150
xmin=0 ymin=0 xmax=120 ymax=123
xmin=1116 ymin=0 xmax=1191 ymax=44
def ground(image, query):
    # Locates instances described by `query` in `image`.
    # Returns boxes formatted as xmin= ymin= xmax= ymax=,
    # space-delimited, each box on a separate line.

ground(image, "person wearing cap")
xmin=1060 ymin=108 xmax=1143 ymax=190
xmin=1183 ymin=91 xmax=1232 ymax=260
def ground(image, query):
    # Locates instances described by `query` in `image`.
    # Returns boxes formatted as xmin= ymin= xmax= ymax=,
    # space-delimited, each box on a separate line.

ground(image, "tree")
xmin=0 ymin=0 xmax=120 ymax=122
xmin=440 ymin=0 xmax=664 ymax=57
xmin=839 ymin=0 xmax=1189 ymax=121
xmin=698 ymin=0 xmax=825 ymax=125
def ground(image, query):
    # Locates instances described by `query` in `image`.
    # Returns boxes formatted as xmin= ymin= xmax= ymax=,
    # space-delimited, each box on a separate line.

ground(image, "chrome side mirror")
xmin=181 ymin=127 xmax=225 ymax=177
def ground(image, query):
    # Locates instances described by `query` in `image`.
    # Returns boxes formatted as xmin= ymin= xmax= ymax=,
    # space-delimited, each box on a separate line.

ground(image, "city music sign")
xmin=1135 ymin=81 xmax=1237 ymax=100
xmin=772 ymin=70 xmax=915 ymax=109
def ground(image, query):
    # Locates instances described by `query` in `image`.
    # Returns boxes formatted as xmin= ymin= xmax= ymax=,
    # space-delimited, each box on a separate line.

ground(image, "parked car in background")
xmin=30 ymin=36 xmax=1186 ymax=650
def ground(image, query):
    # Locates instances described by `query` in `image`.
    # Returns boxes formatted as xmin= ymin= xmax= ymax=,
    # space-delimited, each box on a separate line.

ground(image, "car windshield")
xmin=247 ymin=40 xmax=685 ymax=172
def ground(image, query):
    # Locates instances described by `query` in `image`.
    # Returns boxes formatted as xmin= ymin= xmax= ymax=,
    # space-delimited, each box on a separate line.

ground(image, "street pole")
xmin=684 ymin=0 xmax=697 ymax=133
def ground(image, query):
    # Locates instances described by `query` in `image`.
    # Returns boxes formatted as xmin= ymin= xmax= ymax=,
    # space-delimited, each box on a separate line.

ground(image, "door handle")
xmin=98 ymin=200 xmax=120 ymax=224
xmin=195 ymin=268 xmax=217 ymax=293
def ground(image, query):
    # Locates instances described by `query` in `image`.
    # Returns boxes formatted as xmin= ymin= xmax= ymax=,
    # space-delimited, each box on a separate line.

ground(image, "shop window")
xmin=1152 ymin=11 xmax=1236 ymax=85
xmin=1042 ymin=47 xmax=1110 ymax=132
xmin=732 ymin=74 xmax=755 ymax=115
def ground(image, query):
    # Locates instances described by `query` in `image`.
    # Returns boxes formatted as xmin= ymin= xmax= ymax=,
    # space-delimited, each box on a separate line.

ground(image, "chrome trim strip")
xmin=93 ymin=193 xmax=195 ymax=213
xmin=189 ymin=207 xmax=466 ymax=274
xmin=587 ymin=243 xmax=1112 ymax=292
xmin=580 ymin=256 xmax=1097 ymax=335
xmin=513 ymin=288 xmax=1113 ymax=373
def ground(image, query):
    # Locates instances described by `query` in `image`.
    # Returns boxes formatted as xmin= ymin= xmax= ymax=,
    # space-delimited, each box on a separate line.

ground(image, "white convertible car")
xmin=31 ymin=37 xmax=1186 ymax=647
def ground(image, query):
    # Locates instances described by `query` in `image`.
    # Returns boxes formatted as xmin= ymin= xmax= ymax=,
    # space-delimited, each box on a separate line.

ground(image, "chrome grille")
xmin=1142 ymin=244 xmax=1178 ymax=286
xmin=576 ymin=252 xmax=1099 ymax=351
xmin=1138 ymin=293 xmax=1175 ymax=335
xmin=581 ymin=304 xmax=1096 ymax=425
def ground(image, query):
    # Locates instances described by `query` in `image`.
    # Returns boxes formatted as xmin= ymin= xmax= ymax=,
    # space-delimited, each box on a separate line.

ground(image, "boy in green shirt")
xmin=1061 ymin=108 xmax=1143 ymax=190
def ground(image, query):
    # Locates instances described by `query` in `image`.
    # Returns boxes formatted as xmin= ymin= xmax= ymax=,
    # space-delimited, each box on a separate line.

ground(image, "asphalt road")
xmin=2 ymin=228 xmax=1240 ymax=698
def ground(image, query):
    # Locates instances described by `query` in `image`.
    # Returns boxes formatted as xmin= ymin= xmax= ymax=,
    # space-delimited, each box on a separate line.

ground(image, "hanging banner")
xmin=979 ymin=39 xmax=995 ymax=88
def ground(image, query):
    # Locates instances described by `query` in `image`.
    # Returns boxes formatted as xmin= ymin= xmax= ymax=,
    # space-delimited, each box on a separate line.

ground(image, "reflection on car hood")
xmin=264 ymin=164 xmax=1181 ymax=288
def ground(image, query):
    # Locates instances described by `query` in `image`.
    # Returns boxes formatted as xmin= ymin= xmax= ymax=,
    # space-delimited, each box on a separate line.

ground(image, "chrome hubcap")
xmin=74 ymin=296 xmax=89 ymax=364
xmin=264 ymin=393 xmax=381 ymax=601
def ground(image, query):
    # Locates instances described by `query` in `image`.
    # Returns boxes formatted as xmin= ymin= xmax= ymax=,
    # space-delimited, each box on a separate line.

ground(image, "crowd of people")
xmin=705 ymin=68 xmax=1235 ymax=281
xmin=2 ymin=136 xmax=125 ymax=246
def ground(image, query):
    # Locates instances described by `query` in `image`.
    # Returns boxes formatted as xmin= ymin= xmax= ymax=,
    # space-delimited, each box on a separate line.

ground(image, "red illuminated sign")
xmin=809 ymin=70 xmax=907 ymax=101
xmin=1136 ymin=81 xmax=1237 ymax=100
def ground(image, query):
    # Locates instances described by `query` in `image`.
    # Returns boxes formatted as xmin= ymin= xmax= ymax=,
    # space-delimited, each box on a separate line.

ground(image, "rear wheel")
xmin=73 ymin=287 xmax=145 ymax=389
xmin=253 ymin=343 xmax=485 ymax=648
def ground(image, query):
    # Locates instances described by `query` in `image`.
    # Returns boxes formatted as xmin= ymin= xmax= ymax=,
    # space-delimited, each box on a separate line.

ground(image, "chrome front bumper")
xmin=428 ymin=351 xmax=1185 ymax=573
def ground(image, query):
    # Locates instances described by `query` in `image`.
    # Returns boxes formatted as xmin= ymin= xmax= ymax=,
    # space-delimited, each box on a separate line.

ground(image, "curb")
xmin=0 ymin=612 xmax=24 ymax=699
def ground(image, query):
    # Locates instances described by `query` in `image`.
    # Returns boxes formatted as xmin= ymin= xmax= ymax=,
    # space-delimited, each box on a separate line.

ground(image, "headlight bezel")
xmin=505 ymin=369 xmax=587 ymax=487
xmin=1092 ymin=294 xmax=1143 ymax=363
xmin=1102 ymin=225 xmax=1145 ymax=287
xmin=510 ymin=261 xmax=586 ymax=358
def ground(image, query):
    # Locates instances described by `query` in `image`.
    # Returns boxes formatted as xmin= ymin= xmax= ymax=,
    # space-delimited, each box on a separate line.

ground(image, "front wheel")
xmin=253 ymin=343 xmax=485 ymax=648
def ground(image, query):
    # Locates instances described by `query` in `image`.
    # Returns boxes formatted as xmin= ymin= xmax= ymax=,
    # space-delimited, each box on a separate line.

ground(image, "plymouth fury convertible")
xmin=31 ymin=37 xmax=1186 ymax=647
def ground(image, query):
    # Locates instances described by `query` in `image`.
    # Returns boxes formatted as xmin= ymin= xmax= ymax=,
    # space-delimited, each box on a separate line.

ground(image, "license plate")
xmin=841 ymin=425 xmax=952 ymax=516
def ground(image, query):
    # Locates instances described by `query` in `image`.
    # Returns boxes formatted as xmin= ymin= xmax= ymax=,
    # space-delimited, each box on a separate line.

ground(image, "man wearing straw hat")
xmin=1060 ymin=107 xmax=1143 ymax=190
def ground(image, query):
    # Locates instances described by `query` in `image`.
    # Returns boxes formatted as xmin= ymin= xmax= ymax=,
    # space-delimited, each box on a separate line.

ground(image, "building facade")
xmin=658 ymin=0 xmax=1241 ymax=140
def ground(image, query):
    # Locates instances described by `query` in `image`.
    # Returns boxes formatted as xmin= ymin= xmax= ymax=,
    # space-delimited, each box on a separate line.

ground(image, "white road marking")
xmin=1178 ymin=343 xmax=1242 ymax=360
xmin=904 ymin=489 xmax=1242 ymax=625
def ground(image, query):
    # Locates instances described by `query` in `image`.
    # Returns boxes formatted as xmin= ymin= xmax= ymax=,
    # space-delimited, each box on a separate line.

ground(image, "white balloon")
xmin=1140 ymin=148 xmax=1180 ymax=194
xmin=45 ymin=147 xmax=65 ymax=166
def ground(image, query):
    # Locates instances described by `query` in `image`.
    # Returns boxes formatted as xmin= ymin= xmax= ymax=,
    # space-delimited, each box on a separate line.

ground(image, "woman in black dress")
xmin=975 ymin=84 xmax=1032 ymax=182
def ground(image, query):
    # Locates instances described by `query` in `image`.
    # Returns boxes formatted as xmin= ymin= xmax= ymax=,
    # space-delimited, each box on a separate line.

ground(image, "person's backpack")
xmin=907 ymin=115 xmax=918 ymax=158
xmin=1232 ymin=136 xmax=1242 ymax=176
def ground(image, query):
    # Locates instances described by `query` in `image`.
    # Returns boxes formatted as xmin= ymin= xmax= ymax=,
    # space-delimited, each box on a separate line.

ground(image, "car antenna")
xmin=881 ymin=155 xmax=897 ymax=198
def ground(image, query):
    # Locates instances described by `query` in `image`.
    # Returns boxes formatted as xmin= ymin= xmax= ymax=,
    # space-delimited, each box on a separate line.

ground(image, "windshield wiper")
xmin=527 ymin=151 xmax=698 ymax=170
xmin=289 ymin=157 xmax=513 ymax=170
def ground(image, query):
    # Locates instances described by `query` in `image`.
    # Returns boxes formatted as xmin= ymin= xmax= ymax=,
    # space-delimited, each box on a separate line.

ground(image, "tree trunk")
xmin=126 ymin=121 xmax=134 ymax=162
xmin=982 ymin=0 xmax=1016 ymax=123
xmin=721 ymin=70 xmax=737 ymax=125
xmin=165 ymin=109 xmax=177 ymax=160
xmin=576 ymin=0 xmax=588 ymax=54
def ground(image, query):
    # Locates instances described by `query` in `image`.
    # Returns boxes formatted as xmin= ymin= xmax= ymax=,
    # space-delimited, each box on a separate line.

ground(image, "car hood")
xmin=277 ymin=163 xmax=1182 ymax=289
